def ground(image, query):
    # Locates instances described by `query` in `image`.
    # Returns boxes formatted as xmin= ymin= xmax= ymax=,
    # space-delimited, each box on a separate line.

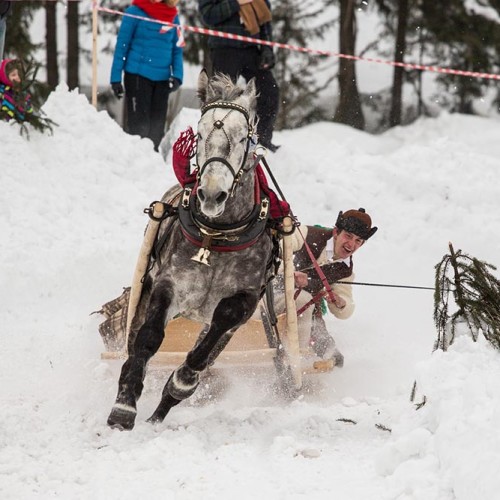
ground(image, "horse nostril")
xmin=216 ymin=192 xmax=228 ymax=204
xmin=198 ymin=189 xmax=206 ymax=202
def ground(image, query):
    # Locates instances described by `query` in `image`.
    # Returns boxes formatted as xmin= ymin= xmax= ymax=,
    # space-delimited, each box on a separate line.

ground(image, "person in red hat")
xmin=0 ymin=58 xmax=33 ymax=122
xmin=270 ymin=208 xmax=377 ymax=366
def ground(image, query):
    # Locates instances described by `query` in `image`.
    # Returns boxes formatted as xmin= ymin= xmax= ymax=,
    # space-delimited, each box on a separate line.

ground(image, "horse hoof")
xmin=146 ymin=414 xmax=163 ymax=425
xmin=146 ymin=406 xmax=169 ymax=425
xmin=107 ymin=405 xmax=137 ymax=431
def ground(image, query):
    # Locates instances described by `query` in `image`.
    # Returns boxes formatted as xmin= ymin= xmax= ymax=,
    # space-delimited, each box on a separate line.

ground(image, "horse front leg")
xmin=107 ymin=283 xmax=172 ymax=430
xmin=148 ymin=291 xmax=258 ymax=424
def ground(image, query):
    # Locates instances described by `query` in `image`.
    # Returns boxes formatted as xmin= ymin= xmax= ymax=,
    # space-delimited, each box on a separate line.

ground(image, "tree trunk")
xmin=45 ymin=1 xmax=58 ymax=91
xmin=390 ymin=0 xmax=409 ymax=127
xmin=333 ymin=0 xmax=364 ymax=130
xmin=67 ymin=0 xmax=79 ymax=90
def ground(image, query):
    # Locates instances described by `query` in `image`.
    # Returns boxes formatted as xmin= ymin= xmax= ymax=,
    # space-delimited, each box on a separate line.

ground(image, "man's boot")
xmin=310 ymin=305 xmax=344 ymax=367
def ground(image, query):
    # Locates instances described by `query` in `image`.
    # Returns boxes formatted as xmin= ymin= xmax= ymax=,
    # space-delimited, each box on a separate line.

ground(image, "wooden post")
xmin=125 ymin=202 xmax=165 ymax=347
xmin=282 ymin=216 xmax=302 ymax=389
xmin=91 ymin=0 xmax=99 ymax=108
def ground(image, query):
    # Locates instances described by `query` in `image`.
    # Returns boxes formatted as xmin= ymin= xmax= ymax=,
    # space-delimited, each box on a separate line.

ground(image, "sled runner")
xmin=100 ymin=305 xmax=336 ymax=374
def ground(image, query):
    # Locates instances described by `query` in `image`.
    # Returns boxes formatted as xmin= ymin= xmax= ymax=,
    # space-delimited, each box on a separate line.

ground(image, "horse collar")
xmin=178 ymin=184 xmax=270 ymax=266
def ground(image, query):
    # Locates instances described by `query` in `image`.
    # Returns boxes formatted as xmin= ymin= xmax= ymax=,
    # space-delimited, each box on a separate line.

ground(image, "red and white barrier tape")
xmin=97 ymin=5 xmax=500 ymax=81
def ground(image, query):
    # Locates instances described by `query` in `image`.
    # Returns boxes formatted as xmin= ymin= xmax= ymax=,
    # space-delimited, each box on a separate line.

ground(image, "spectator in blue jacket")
xmin=110 ymin=0 xmax=183 ymax=151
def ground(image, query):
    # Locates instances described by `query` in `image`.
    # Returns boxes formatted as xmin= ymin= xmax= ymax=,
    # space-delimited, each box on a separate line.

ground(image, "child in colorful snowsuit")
xmin=0 ymin=58 xmax=33 ymax=122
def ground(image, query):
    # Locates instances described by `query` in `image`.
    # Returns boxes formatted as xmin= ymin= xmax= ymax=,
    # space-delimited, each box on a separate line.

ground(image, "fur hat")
xmin=2 ymin=59 xmax=24 ymax=87
xmin=5 ymin=59 xmax=23 ymax=77
xmin=335 ymin=208 xmax=378 ymax=240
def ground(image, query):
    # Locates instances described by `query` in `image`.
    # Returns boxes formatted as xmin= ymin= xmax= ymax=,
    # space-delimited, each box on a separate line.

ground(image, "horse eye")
xmin=239 ymin=137 xmax=246 ymax=143
xmin=197 ymin=133 xmax=203 ymax=141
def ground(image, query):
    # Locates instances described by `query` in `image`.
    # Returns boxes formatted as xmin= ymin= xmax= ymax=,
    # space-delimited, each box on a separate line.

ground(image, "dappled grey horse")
xmin=107 ymin=71 xmax=277 ymax=430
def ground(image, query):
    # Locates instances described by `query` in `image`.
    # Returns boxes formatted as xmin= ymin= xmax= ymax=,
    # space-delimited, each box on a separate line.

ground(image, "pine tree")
xmin=67 ymin=0 xmax=80 ymax=90
xmin=272 ymin=0 xmax=336 ymax=129
xmin=371 ymin=0 xmax=431 ymax=128
xmin=420 ymin=0 xmax=500 ymax=114
xmin=434 ymin=243 xmax=500 ymax=351
xmin=330 ymin=0 xmax=365 ymax=130
xmin=45 ymin=0 xmax=59 ymax=91
xmin=4 ymin=1 xmax=42 ymax=61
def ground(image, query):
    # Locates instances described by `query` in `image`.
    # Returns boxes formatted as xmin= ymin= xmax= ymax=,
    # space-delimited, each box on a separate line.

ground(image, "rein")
xmin=290 ymin=226 xmax=337 ymax=318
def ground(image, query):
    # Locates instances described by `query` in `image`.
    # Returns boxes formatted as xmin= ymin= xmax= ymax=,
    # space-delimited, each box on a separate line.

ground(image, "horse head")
xmin=195 ymin=70 xmax=258 ymax=218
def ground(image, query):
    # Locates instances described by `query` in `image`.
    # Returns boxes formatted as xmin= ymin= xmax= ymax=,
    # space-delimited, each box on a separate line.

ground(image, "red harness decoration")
xmin=172 ymin=126 xmax=197 ymax=186
xmin=255 ymin=163 xmax=290 ymax=219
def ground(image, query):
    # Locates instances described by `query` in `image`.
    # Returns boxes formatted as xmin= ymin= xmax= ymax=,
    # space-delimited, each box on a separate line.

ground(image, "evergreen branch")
xmin=433 ymin=242 xmax=500 ymax=351
xmin=375 ymin=423 xmax=392 ymax=433
xmin=1 ymin=109 xmax=58 ymax=138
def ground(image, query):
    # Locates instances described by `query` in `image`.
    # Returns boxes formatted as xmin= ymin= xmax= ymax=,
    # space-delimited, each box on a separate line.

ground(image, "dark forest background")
xmin=5 ymin=0 xmax=500 ymax=133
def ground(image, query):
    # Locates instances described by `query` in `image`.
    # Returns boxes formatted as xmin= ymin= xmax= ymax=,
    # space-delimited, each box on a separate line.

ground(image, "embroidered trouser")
xmin=253 ymin=290 xmax=314 ymax=350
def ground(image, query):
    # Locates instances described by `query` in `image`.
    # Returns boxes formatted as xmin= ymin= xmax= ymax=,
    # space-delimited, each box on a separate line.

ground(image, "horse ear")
xmin=241 ymin=78 xmax=258 ymax=118
xmin=244 ymin=77 xmax=258 ymax=100
xmin=197 ymin=69 xmax=210 ymax=105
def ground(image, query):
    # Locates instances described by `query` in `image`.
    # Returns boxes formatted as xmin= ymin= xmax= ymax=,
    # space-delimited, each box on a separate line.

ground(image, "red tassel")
xmin=172 ymin=127 xmax=197 ymax=186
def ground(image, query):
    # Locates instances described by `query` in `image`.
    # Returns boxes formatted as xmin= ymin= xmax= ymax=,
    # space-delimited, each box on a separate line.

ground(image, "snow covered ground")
xmin=1 ymin=85 xmax=500 ymax=499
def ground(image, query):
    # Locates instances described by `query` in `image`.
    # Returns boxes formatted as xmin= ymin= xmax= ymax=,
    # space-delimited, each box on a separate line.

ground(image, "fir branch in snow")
xmin=21 ymin=111 xmax=57 ymax=137
xmin=1 ymin=108 xmax=57 ymax=137
xmin=375 ymin=423 xmax=392 ymax=433
xmin=433 ymin=242 xmax=500 ymax=351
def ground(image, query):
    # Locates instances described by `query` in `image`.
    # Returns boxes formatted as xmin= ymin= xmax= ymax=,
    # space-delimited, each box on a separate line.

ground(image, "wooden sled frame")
xmin=101 ymin=214 xmax=336 ymax=391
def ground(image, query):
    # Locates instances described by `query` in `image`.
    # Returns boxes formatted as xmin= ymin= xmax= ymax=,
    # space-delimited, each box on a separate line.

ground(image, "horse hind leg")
xmin=107 ymin=284 xmax=171 ymax=431
xmin=147 ymin=291 xmax=258 ymax=424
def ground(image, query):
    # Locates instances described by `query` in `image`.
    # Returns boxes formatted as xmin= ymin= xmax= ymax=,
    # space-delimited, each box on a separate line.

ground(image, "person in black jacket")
xmin=0 ymin=1 xmax=11 ymax=60
xmin=199 ymin=0 xmax=280 ymax=152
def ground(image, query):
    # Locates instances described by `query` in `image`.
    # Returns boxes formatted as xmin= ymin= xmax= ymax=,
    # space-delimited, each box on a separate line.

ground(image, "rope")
xmin=96 ymin=5 xmax=500 ymax=81
xmin=338 ymin=280 xmax=434 ymax=290
xmin=295 ymin=280 xmax=433 ymax=316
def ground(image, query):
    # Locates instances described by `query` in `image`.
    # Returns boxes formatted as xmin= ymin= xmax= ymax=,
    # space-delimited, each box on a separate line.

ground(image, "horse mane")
xmin=206 ymin=72 xmax=246 ymax=103
xmin=198 ymin=71 xmax=257 ymax=120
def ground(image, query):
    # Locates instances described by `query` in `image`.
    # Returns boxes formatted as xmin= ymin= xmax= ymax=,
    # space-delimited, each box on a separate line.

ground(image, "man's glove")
xmin=111 ymin=82 xmax=124 ymax=99
xmin=168 ymin=77 xmax=181 ymax=92
xmin=259 ymin=46 xmax=275 ymax=70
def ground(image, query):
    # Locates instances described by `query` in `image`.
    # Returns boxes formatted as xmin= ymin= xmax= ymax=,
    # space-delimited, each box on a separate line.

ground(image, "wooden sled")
xmin=101 ymin=313 xmax=336 ymax=374
xmin=99 ymin=212 xmax=336 ymax=391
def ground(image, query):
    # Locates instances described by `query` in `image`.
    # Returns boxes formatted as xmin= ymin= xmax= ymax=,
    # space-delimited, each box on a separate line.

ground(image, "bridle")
xmin=173 ymin=100 xmax=271 ymax=266
xmin=196 ymin=101 xmax=258 ymax=195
